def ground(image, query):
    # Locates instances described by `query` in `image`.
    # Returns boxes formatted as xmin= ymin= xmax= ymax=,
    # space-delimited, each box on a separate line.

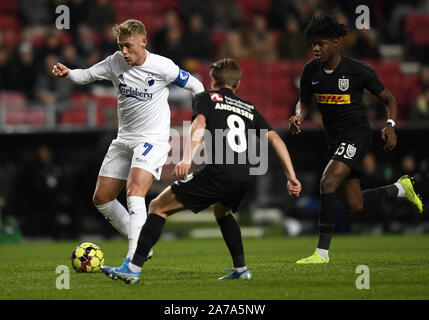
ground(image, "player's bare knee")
xmin=92 ymin=192 xmax=110 ymax=206
xmin=148 ymin=197 xmax=164 ymax=215
xmin=320 ymin=175 xmax=338 ymax=193
xmin=148 ymin=200 xmax=168 ymax=219
xmin=126 ymin=181 xmax=142 ymax=197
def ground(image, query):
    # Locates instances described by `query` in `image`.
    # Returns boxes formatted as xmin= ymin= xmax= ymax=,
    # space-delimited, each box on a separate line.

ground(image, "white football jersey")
xmin=68 ymin=50 xmax=196 ymax=143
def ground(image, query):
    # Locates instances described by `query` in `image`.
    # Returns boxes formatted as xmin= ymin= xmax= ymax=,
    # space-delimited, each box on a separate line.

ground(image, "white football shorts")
xmin=98 ymin=138 xmax=171 ymax=181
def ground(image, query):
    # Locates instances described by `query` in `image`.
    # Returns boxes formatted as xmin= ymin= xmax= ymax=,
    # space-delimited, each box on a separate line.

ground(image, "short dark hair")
xmin=209 ymin=58 xmax=242 ymax=89
xmin=304 ymin=13 xmax=348 ymax=40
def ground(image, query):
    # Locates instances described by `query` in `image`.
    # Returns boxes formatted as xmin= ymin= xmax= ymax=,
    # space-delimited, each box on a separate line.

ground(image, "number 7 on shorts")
xmin=142 ymin=142 xmax=153 ymax=156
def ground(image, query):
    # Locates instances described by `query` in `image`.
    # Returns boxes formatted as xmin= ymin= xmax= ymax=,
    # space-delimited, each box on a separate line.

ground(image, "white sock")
xmin=394 ymin=182 xmax=406 ymax=197
xmin=128 ymin=262 xmax=142 ymax=273
xmin=95 ymin=199 xmax=128 ymax=237
xmin=126 ymin=196 xmax=147 ymax=259
xmin=316 ymin=248 xmax=329 ymax=259
xmin=234 ymin=266 xmax=247 ymax=273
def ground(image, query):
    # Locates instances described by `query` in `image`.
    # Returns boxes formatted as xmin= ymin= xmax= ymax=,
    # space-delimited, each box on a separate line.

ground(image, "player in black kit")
xmin=104 ymin=58 xmax=302 ymax=284
xmin=289 ymin=13 xmax=423 ymax=264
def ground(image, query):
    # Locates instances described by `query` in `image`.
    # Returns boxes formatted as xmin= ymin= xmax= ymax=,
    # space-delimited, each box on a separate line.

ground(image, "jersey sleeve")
xmin=299 ymin=63 xmax=314 ymax=103
xmin=361 ymin=63 xmax=385 ymax=95
xmin=192 ymin=92 xmax=211 ymax=120
xmin=162 ymin=57 xmax=192 ymax=88
xmin=67 ymin=53 xmax=114 ymax=84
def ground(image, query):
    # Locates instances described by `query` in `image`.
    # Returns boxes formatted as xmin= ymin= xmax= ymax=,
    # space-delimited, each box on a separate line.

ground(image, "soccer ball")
xmin=71 ymin=242 xmax=104 ymax=273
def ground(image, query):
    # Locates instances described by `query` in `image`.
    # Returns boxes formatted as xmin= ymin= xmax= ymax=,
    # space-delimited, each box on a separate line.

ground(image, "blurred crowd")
xmin=1 ymin=1 xmax=429 ymax=238
xmin=0 ymin=0 xmax=429 ymax=122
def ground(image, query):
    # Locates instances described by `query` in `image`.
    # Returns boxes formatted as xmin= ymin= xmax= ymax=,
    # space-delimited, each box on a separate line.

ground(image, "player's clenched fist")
xmin=287 ymin=177 xmax=302 ymax=197
xmin=173 ymin=161 xmax=192 ymax=180
xmin=52 ymin=62 xmax=70 ymax=77
xmin=289 ymin=115 xmax=303 ymax=135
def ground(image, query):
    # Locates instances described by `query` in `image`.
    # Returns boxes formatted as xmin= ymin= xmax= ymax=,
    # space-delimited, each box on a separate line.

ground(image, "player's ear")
xmin=234 ymin=80 xmax=241 ymax=91
xmin=210 ymin=76 xmax=217 ymax=90
xmin=141 ymin=36 xmax=147 ymax=48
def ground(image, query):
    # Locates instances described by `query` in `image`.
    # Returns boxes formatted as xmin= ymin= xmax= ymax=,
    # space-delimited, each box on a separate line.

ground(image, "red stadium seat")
xmin=0 ymin=15 xmax=19 ymax=31
xmin=411 ymin=30 xmax=429 ymax=47
xmin=237 ymin=0 xmax=271 ymax=19
xmin=58 ymin=31 xmax=72 ymax=46
xmin=264 ymin=60 xmax=293 ymax=77
xmin=70 ymin=93 xmax=94 ymax=107
xmin=59 ymin=108 xmax=87 ymax=125
xmin=404 ymin=14 xmax=429 ymax=35
xmin=64 ymin=94 xmax=93 ymax=124
xmin=289 ymin=59 xmax=307 ymax=78
xmin=5 ymin=107 xmax=45 ymax=125
xmin=157 ymin=0 xmax=180 ymax=11
xmin=130 ymin=1 xmax=158 ymax=14
xmin=375 ymin=59 xmax=401 ymax=75
xmin=0 ymin=91 xmax=26 ymax=107
xmin=170 ymin=108 xmax=193 ymax=126
xmin=95 ymin=95 xmax=117 ymax=127
xmin=402 ymin=74 xmax=422 ymax=106
xmin=0 ymin=0 xmax=17 ymax=12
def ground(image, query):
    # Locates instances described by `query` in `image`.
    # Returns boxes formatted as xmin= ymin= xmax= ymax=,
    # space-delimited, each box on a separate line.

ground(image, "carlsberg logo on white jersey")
xmin=119 ymin=83 xmax=153 ymax=102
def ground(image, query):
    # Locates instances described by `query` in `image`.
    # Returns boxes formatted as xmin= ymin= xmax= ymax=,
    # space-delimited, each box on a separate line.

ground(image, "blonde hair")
xmin=112 ymin=19 xmax=147 ymax=38
xmin=209 ymin=58 xmax=242 ymax=89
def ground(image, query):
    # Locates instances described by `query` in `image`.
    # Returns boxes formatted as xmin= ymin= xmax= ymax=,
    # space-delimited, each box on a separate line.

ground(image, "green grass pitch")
xmin=1 ymin=234 xmax=429 ymax=300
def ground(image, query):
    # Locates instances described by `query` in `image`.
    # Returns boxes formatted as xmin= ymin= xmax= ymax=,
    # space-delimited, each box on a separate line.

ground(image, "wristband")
xmin=386 ymin=119 xmax=395 ymax=127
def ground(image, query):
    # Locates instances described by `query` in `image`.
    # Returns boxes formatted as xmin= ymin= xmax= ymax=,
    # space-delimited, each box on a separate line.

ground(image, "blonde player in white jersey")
xmin=52 ymin=19 xmax=204 ymax=268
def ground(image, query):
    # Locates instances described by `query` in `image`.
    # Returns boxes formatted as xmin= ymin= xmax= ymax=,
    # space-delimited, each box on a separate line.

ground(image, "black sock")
xmin=362 ymin=184 xmax=398 ymax=214
xmin=317 ymin=193 xmax=338 ymax=250
xmin=131 ymin=213 xmax=165 ymax=268
xmin=216 ymin=214 xmax=245 ymax=268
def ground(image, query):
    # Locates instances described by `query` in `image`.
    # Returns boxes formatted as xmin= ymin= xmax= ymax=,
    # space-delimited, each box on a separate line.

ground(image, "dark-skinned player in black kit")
xmin=289 ymin=13 xmax=423 ymax=264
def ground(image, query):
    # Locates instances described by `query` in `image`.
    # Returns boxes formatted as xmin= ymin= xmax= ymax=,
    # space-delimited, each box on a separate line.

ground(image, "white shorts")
xmin=98 ymin=139 xmax=171 ymax=181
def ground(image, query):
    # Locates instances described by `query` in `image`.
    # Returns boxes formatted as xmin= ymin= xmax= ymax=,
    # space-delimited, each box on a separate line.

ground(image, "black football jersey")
xmin=300 ymin=56 xmax=385 ymax=144
xmin=192 ymin=87 xmax=273 ymax=182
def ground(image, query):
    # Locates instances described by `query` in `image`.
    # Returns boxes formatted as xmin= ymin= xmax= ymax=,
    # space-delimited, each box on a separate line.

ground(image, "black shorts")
xmin=170 ymin=166 xmax=250 ymax=213
xmin=328 ymin=132 xmax=372 ymax=179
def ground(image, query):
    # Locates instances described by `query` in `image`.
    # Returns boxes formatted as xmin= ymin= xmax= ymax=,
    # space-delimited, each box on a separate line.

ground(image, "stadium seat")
xmin=237 ymin=0 xmax=271 ymax=19
xmin=375 ymin=59 xmax=401 ymax=76
xmin=59 ymin=108 xmax=87 ymax=125
xmin=5 ymin=106 xmax=45 ymax=125
xmin=402 ymin=74 xmax=422 ymax=106
xmin=170 ymin=108 xmax=193 ymax=126
xmin=0 ymin=91 xmax=26 ymax=107
xmin=70 ymin=93 xmax=94 ymax=106
xmin=264 ymin=61 xmax=293 ymax=77
xmin=211 ymin=31 xmax=228 ymax=53
xmin=411 ymin=30 xmax=429 ymax=47
xmin=58 ymin=31 xmax=72 ymax=46
xmin=157 ymin=0 xmax=180 ymax=11
xmin=95 ymin=96 xmax=117 ymax=127
xmin=0 ymin=0 xmax=17 ymax=13
xmin=289 ymin=59 xmax=307 ymax=79
xmin=404 ymin=14 xmax=429 ymax=35
xmin=0 ymin=15 xmax=19 ymax=33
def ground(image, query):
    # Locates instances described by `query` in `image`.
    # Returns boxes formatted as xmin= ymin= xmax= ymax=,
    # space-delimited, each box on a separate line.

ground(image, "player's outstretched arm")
xmin=266 ymin=130 xmax=301 ymax=197
xmin=289 ymin=100 xmax=309 ymax=135
xmin=174 ymin=114 xmax=206 ymax=180
xmin=52 ymin=55 xmax=113 ymax=85
xmin=378 ymin=88 xmax=398 ymax=151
